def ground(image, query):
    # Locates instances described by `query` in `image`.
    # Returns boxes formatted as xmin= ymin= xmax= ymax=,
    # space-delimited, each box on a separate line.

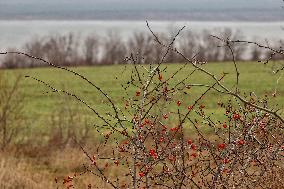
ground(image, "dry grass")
xmin=0 ymin=145 xmax=283 ymax=189
xmin=0 ymin=154 xmax=56 ymax=189
xmin=0 ymin=145 xmax=132 ymax=189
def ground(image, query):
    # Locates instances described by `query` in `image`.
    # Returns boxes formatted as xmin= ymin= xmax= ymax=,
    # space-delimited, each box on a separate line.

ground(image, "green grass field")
xmin=2 ymin=61 xmax=284 ymax=133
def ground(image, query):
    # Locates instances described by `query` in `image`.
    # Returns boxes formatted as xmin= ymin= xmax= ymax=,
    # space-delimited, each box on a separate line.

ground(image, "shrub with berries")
xmin=3 ymin=22 xmax=284 ymax=189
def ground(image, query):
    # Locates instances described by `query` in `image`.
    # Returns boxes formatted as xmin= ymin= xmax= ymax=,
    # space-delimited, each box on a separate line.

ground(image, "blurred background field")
xmin=16 ymin=61 xmax=284 ymax=114
xmin=2 ymin=61 xmax=284 ymax=133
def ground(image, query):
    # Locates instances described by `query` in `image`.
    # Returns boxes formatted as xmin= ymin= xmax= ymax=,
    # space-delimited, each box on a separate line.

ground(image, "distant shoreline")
xmin=0 ymin=9 xmax=283 ymax=22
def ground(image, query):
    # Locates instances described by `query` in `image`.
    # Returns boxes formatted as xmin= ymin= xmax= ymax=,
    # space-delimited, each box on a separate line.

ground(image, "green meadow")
xmin=2 ymin=61 xmax=284 ymax=133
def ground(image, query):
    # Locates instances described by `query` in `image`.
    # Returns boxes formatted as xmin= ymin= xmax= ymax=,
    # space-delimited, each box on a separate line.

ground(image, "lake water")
xmin=0 ymin=20 xmax=283 ymax=50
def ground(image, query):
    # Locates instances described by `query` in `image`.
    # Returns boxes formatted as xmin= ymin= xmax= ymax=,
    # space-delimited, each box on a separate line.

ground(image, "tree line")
xmin=1 ymin=28 xmax=283 ymax=68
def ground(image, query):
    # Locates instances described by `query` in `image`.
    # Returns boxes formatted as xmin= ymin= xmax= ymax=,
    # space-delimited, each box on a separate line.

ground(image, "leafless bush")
xmin=43 ymin=33 xmax=80 ymax=66
xmin=1 ymin=48 xmax=26 ymax=69
xmin=178 ymin=31 xmax=198 ymax=61
xmin=82 ymin=34 xmax=100 ymax=65
xmin=24 ymin=37 xmax=47 ymax=68
xmin=127 ymin=32 xmax=154 ymax=64
xmin=0 ymin=73 xmax=25 ymax=151
xmin=196 ymin=30 xmax=221 ymax=61
xmin=250 ymin=45 xmax=264 ymax=61
xmin=100 ymin=32 xmax=127 ymax=65
xmin=163 ymin=29 xmax=180 ymax=63
xmin=147 ymin=32 xmax=166 ymax=64
xmin=48 ymin=96 xmax=90 ymax=149
xmin=217 ymin=28 xmax=246 ymax=61
xmin=264 ymin=40 xmax=284 ymax=61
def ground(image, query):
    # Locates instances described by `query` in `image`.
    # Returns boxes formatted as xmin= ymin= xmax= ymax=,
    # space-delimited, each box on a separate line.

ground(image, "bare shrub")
xmin=127 ymin=32 xmax=154 ymax=64
xmin=148 ymin=32 xmax=166 ymax=63
xmin=164 ymin=29 xmax=179 ymax=63
xmin=196 ymin=29 xmax=221 ymax=61
xmin=43 ymin=33 xmax=80 ymax=66
xmin=48 ymin=96 xmax=90 ymax=149
xmin=100 ymin=32 xmax=127 ymax=65
xmin=82 ymin=34 xmax=100 ymax=65
xmin=178 ymin=31 xmax=198 ymax=61
xmin=250 ymin=44 xmax=264 ymax=61
xmin=0 ymin=73 xmax=24 ymax=151
xmin=216 ymin=28 xmax=246 ymax=61
xmin=24 ymin=37 xmax=47 ymax=68
xmin=1 ymin=48 xmax=26 ymax=69
xmin=265 ymin=40 xmax=284 ymax=61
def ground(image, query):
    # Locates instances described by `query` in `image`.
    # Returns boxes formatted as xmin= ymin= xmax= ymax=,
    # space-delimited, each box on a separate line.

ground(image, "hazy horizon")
xmin=1 ymin=0 xmax=283 ymax=50
xmin=0 ymin=0 xmax=283 ymax=21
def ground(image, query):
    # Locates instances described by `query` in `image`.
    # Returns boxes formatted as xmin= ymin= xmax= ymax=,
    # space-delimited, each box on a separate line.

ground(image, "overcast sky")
xmin=0 ymin=0 xmax=282 ymax=10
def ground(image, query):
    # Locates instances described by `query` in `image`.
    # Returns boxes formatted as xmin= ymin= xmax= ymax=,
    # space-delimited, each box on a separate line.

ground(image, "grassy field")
xmin=2 ymin=61 xmax=284 ymax=130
